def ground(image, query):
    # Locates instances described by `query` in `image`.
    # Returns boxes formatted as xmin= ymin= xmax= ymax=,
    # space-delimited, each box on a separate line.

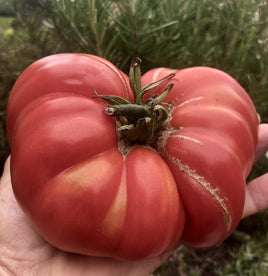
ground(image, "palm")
xmin=0 ymin=124 xmax=267 ymax=276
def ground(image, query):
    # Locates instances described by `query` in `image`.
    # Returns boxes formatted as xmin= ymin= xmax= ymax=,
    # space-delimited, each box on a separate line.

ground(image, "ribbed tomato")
xmin=6 ymin=54 xmax=258 ymax=260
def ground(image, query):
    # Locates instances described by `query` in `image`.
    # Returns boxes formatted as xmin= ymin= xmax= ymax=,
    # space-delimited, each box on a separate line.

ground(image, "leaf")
xmin=93 ymin=90 xmax=131 ymax=105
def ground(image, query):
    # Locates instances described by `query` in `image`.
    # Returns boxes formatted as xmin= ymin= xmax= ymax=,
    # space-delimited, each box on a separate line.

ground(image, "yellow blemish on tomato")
xmin=102 ymin=166 xmax=127 ymax=235
xmin=151 ymin=68 xmax=164 ymax=82
xmin=61 ymin=158 xmax=110 ymax=189
xmin=175 ymin=96 xmax=205 ymax=108
xmin=169 ymin=134 xmax=202 ymax=145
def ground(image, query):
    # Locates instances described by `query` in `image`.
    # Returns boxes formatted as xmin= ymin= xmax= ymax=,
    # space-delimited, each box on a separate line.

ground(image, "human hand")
xmin=242 ymin=123 xmax=268 ymax=218
xmin=0 ymin=157 xmax=170 ymax=276
xmin=0 ymin=124 xmax=267 ymax=276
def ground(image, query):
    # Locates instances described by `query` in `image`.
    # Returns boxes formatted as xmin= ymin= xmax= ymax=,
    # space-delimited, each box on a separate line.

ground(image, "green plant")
xmin=0 ymin=0 xmax=14 ymax=16
xmin=0 ymin=16 xmax=13 ymax=35
xmin=218 ymin=228 xmax=268 ymax=276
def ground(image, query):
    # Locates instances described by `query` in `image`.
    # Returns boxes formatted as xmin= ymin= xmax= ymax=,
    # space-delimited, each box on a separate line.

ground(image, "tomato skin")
xmin=7 ymin=53 xmax=133 ymax=144
xmin=142 ymin=67 xmax=258 ymax=247
xmin=10 ymin=94 xmax=118 ymax=194
xmin=7 ymin=54 xmax=185 ymax=260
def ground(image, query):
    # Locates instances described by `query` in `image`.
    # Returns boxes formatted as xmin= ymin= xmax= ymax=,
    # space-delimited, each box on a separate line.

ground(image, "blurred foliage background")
xmin=0 ymin=0 xmax=268 ymax=275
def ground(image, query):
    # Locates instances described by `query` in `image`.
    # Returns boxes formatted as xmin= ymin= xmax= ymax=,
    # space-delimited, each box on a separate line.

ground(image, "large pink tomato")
xmin=6 ymin=54 xmax=258 ymax=260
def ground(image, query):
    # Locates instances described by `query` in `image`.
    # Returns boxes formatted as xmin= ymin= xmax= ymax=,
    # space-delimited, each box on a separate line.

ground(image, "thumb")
xmin=254 ymin=124 xmax=268 ymax=162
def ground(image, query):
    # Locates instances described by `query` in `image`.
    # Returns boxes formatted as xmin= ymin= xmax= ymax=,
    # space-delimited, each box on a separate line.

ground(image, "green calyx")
xmin=94 ymin=58 xmax=175 ymax=145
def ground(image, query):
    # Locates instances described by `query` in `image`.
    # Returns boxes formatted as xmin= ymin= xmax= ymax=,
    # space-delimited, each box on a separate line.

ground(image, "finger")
xmin=242 ymin=173 xmax=268 ymax=218
xmin=254 ymin=124 xmax=268 ymax=162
